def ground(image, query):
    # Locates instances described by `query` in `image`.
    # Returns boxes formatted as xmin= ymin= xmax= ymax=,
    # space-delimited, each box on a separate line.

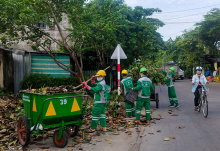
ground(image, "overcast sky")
xmin=124 ymin=0 xmax=220 ymax=41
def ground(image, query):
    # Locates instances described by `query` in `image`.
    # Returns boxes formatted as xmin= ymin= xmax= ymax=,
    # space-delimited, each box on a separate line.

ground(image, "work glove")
xmin=91 ymin=76 xmax=96 ymax=84
xmin=82 ymin=81 xmax=91 ymax=90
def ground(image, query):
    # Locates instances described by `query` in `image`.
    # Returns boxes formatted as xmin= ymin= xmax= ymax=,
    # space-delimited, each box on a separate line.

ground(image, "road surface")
xmin=25 ymin=80 xmax=220 ymax=151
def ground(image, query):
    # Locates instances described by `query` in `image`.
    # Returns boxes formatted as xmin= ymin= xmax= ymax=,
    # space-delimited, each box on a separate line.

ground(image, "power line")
xmin=162 ymin=11 xmax=207 ymax=21
xmin=163 ymin=26 xmax=195 ymax=37
xmin=153 ymin=3 xmax=220 ymax=14
xmin=147 ymin=21 xmax=198 ymax=24
xmin=163 ymin=31 xmax=184 ymax=37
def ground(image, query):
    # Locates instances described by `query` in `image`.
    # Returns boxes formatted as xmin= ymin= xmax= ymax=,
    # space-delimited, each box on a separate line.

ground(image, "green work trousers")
xmin=136 ymin=97 xmax=150 ymax=121
xmin=125 ymin=102 xmax=135 ymax=117
xmin=168 ymin=86 xmax=179 ymax=105
xmin=91 ymin=103 xmax=106 ymax=129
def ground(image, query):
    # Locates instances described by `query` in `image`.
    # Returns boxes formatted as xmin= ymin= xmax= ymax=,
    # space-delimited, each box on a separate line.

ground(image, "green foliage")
xmin=196 ymin=8 xmax=220 ymax=56
xmin=161 ymin=8 xmax=220 ymax=76
xmin=20 ymin=74 xmax=78 ymax=89
xmin=106 ymin=89 xmax=123 ymax=117
xmin=0 ymin=0 xmax=165 ymax=72
xmin=129 ymin=58 xmax=166 ymax=86
xmin=0 ymin=87 xmax=12 ymax=97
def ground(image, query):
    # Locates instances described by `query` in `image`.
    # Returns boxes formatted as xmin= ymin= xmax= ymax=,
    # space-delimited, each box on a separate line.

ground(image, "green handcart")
xmin=18 ymin=92 xmax=88 ymax=148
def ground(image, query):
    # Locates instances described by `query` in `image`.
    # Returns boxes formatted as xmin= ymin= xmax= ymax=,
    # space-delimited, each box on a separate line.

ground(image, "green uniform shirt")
xmin=120 ymin=77 xmax=133 ymax=95
xmin=90 ymin=79 xmax=106 ymax=103
xmin=133 ymin=76 xmax=154 ymax=98
xmin=162 ymin=70 xmax=174 ymax=87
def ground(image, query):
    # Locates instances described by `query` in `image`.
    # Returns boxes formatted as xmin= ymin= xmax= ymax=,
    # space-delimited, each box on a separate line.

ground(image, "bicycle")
xmin=197 ymin=84 xmax=209 ymax=118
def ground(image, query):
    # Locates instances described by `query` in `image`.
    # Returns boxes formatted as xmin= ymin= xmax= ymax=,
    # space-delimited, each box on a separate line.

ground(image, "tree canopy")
xmin=0 ymin=0 xmax=165 ymax=83
xmin=162 ymin=8 xmax=220 ymax=76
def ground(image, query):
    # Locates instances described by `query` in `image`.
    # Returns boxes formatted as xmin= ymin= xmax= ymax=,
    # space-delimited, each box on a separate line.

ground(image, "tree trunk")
xmin=96 ymin=49 xmax=106 ymax=69
xmin=69 ymin=52 xmax=84 ymax=84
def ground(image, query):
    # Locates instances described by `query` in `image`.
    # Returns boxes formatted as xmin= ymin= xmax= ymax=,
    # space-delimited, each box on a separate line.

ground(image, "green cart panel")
xmin=20 ymin=92 xmax=83 ymax=128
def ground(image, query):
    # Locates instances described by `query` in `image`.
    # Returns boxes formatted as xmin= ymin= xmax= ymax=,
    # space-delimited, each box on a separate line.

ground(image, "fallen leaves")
xmin=148 ymin=133 xmax=154 ymax=135
xmin=68 ymin=144 xmax=75 ymax=147
xmin=171 ymin=114 xmax=178 ymax=116
xmin=176 ymin=126 xmax=185 ymax=129
xmin=96 ymin=139 xmax=102 ymax=142
xmin=126 ymin=131 xmax=133 ymax=135
xmin=0 ymin=129 xmax=6 ymax=133
xmin=153 ymin=118 xmax=160 ymax=120
xmin=158 ymin=113 xmax=161 ymax=117
xmin=130 ymin=143 xmax=135 ymax=145
xmin=169 ymin=136 xmax=176 ymax=139
xmin=157 ymin=130 xmax=161 ymax=133
xmin=20 ymin=86 xmax=75 ymax=94
xmin=168 ymin=110 xmax=173 ymax=114
xmin=105 ymin=138 xmax=110 ymax=141
xmin=0 ymin=95 xmax=25 ymax=149
xmin=140 ymin=134 xmax=146 ymax=138
xmin=113 ymin=131 xmax=119 ymax=135
xmin=164 ymin=138 xmax=169 ymax=141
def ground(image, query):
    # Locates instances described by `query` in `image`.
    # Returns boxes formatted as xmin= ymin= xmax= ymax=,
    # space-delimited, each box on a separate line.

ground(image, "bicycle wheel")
xmin=203 ymin=97 xmax=208 ymax=118
xmin=198 ymin=98 xmax=201 ymax=112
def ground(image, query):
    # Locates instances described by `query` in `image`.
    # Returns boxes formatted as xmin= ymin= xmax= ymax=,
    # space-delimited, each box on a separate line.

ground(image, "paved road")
xmin=25 ymin=80 xmax=220 ymax=151
xmin=140 ymin=79 xmax=220 ymax=151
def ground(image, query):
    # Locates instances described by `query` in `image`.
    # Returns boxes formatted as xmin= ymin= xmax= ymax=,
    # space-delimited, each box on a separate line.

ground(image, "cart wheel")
xmin=156 ymin=93 xmax=159 ymax=109
xmin=66 ymin=125 xmax=79 ymax=137
xmin=18 ymin=116 xmax=30 ymax=147
xmin=53 ymin=130 xmax=68 ymax=148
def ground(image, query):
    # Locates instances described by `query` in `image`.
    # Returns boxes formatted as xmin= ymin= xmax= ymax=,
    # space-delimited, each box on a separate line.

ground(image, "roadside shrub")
xmin=20 ymin=73 xmax=79 ymax=89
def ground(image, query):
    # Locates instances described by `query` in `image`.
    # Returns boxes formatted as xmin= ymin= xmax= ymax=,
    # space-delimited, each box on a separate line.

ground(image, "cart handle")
xmin=33 ymin=95 xmax=88 ymax=131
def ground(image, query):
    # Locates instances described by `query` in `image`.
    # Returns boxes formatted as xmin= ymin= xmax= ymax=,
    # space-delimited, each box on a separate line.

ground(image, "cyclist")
xmin=192 ymin=66 xmax=208 ymax=111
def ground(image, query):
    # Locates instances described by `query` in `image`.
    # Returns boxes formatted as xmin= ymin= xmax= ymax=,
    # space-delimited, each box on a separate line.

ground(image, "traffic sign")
xmin=111 ymin=44 xmax=127 ymax=59
xmin=111 ymin=44 xmax=127 ymax=95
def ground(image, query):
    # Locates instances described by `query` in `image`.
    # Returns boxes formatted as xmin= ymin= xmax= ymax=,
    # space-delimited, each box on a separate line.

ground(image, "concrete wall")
xmin=11 ymin=14 xmax=73 ymax=51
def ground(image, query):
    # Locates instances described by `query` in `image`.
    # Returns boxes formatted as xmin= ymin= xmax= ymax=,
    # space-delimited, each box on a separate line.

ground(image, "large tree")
xmin=0 ymin=0 xmax=87 ymax=83
xmin=0 ymin=0 xmax=165 ymax=83
xmin=196 ymin=8 xmax=220 ymax=56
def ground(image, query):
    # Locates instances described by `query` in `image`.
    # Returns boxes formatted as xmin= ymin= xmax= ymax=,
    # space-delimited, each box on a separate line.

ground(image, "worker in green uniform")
xmin=161 ymin=67 xmax=180 ymax=108
xmin=120 ymin=69 xmax=135 ymax=118
xmin=133 ymin=67 xmax=154 ymax=124
xmin=82 ymin=70 xmax=107 ymax=132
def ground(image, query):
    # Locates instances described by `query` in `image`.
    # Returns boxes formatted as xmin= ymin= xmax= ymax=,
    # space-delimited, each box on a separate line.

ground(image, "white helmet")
xmin=196 ymin=66 xmax=202 ymax=70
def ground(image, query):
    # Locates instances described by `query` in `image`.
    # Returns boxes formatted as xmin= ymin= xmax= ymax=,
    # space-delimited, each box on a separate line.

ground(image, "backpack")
xmin=104 ymin=84 xmax=111 ymax=102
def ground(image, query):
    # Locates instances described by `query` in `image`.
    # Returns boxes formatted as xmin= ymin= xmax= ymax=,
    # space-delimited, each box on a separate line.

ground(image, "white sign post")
xmin=111 ymin=44 xmax=127 ymax=95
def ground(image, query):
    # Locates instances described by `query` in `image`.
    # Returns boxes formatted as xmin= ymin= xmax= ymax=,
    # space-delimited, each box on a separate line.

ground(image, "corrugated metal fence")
xmin=31 ymin=55 xmax=70 ymax=77
xmin=13 ymin=52 xmax=31 ymax=93
xmin=83 ymin=70 xmax=97 ymax=78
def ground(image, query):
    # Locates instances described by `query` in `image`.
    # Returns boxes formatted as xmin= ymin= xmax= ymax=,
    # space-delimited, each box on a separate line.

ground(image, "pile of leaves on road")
xmin=0 ymin=87 xmax=162 ymax=150
xmin=0 ymin=94 xmax=24 ymax=150
xmin=19 ymin=85 xmax=83 ymax=94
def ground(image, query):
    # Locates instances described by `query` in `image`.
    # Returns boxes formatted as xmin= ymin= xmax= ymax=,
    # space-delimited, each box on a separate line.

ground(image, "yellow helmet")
xmin=121 ymin=70 xmax=128 ymax=74
xmin=95 ymin=70 xmax=106 ymax=76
